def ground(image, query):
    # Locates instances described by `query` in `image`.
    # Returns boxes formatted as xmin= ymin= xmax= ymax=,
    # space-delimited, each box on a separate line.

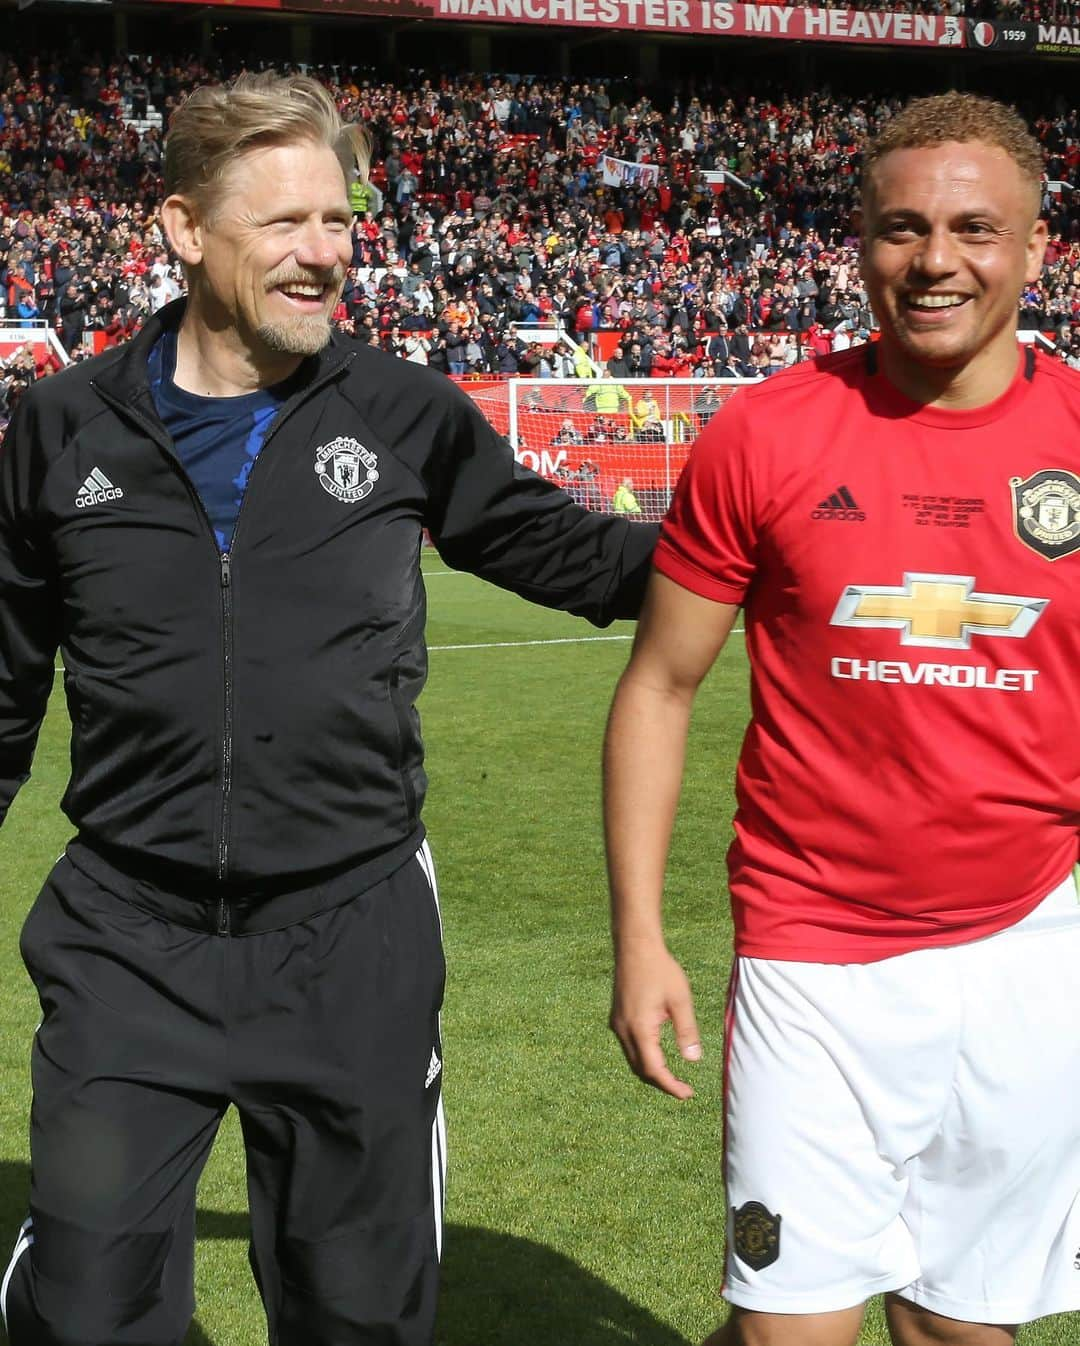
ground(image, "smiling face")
xmin=164 ymin=139 xmax=353 ymax=389
xmin=858 ymin=140 xmax=1047 ymax=407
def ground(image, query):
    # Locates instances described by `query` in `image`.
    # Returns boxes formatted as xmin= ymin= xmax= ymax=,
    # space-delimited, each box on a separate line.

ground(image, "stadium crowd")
xmin=2 ymin=48 xmax=1080 ymax=434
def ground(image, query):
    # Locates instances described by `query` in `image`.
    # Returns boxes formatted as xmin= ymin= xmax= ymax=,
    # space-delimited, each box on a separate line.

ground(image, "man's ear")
xmin=160 ymin=195 xmax=203 ymax=268
xmin=1025 ymin=217 xmax=1049 ymax=285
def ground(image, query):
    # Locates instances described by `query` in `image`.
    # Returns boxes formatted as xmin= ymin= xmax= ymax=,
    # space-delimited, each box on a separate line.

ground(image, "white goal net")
xmin=461 ymin=377 xmax=754 ymax=522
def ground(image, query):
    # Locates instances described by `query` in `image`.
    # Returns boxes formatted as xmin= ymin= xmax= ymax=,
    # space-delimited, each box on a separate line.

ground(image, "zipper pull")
xmin=221 ymin=552 xmax=231 ymax=587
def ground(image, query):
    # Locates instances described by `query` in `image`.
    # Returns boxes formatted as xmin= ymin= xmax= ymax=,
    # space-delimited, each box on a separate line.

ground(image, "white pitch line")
xmin=435 ymin=626 xmax=746 ymax=651
xmin=52 ymin=628 xmax=745 ymax=670
xmin=431 ymin=635 xmax=631 ymax=651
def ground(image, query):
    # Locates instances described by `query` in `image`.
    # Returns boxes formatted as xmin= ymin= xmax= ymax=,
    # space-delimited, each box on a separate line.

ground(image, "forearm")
xmin=604 ymin=668 xmax=693 ymax=954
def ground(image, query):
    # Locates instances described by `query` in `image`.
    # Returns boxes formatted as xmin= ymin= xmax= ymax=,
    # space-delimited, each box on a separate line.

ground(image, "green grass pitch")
xmin=0 ymin=550 xmax=1074 ymax=1344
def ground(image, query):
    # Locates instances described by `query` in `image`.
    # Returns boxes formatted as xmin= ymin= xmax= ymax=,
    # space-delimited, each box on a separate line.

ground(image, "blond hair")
xmin=164 ymin=72 xmax=370 ymax=215
xmin=862 ymin=92 xmax=1043 ymax=212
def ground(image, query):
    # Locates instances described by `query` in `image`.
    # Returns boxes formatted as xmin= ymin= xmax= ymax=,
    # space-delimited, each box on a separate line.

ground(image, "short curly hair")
xmin=862 ymin=92 xmax=1042 ymax=213
xmin=164 ymin=71 xmax=370 ymax=218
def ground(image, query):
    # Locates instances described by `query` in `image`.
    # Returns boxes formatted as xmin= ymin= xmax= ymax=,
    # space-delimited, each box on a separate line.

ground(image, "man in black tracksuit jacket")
xmin=0 ymin=75 xmax=656 ymax=1346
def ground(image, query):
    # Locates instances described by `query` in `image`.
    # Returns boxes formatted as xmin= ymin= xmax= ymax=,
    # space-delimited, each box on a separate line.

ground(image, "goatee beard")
xmin=255 ymin=315 xmax=333 ymax=356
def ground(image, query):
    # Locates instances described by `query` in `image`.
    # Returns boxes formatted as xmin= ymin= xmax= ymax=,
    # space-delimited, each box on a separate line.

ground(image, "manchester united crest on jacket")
xmin=315 ymin=436 xmax=379 ymax=503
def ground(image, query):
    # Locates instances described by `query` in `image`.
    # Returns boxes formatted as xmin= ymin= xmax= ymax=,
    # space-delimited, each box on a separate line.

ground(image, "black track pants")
xmin=2 ymin=844 xmax=447 ymax=1346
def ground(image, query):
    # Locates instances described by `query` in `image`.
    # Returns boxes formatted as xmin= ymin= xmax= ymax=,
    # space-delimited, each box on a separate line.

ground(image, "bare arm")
xmin=604 ymin=571 xmax=739 ymax=1099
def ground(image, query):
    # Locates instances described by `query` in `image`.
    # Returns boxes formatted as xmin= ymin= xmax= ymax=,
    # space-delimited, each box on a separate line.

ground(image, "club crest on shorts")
xmin=1010 ymin=470 xmax=1080 ymax=560
xmin=732 ymin=1201 xmax=782 ymax=1270
xmin=314 ymin=436 xmax=380 ymax=503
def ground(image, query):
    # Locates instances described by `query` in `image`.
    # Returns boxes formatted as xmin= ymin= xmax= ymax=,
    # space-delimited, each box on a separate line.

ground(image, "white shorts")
xmin=722 ymin=872 xmax=1080 ymax=1323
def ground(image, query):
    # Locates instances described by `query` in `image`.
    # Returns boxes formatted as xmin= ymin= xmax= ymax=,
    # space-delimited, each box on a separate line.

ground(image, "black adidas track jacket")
xmin=0 ymin=301 xmax=656 ymax=929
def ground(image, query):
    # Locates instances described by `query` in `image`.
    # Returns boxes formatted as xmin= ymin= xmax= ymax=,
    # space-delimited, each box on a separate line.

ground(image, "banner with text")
xmin=146 ymin=0 xmax=967 ymax=47
xmin=967 ymin=18 xmax=1080 ymax=54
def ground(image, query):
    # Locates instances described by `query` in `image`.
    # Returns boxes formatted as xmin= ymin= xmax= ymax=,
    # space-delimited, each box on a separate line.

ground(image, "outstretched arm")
xmin=0 ymin=395 xmax=61 ymax=826
xmin=604 ymin=572 xmax=739 ymax=1099
xmin=421 ymin=381 xmax=659 ymax=625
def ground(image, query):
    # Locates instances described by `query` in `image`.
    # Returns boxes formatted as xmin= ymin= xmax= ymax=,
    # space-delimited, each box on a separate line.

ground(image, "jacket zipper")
xmin=213 ymin=419 xmax=286 ymax=901
xmin=218 ymin=551 xmax=232 ymax=934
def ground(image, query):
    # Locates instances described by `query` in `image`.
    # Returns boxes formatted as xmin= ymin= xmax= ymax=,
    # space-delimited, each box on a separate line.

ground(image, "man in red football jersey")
xmin=605 ymin=92 xmax=1080 ymax=1346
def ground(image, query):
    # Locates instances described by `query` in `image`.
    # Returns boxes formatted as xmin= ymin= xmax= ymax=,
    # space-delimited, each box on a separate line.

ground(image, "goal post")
xmin=460 ymin=377 xmax=755 ymax=522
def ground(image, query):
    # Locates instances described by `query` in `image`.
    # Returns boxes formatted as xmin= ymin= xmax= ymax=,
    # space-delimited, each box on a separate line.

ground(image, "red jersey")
xmin=656 ymin=346 xmax=1080 ymax=962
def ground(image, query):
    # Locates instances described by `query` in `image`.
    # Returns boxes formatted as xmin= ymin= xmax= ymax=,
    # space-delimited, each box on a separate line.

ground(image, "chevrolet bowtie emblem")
xmin=831 ymin=573 xmax=1048 ymax=649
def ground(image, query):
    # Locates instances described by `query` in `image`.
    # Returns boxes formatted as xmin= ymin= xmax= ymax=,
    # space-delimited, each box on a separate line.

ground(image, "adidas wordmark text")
xmin=75 ymin=468 xmax=124 ymax=509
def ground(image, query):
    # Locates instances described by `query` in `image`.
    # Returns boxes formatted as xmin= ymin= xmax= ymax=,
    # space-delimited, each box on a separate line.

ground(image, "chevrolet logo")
xmin=831 ymin=573 xmax=1047 ymax=649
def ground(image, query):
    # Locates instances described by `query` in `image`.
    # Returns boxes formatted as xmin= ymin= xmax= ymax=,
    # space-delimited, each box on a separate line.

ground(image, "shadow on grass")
xmin=438 ymin=1224 xmax=691 ymax=1345
xmin=1 ymin=1165 xmax=687 ymax=1346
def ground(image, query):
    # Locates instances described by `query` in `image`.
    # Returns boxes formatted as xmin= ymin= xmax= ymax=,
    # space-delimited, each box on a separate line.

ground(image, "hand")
xmin=610 ymin=942 xmax=701 ymax=1100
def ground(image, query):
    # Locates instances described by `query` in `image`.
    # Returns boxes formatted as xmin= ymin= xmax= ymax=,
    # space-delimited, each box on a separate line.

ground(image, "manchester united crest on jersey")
xmin=731 ymin=1201 xmax=782 ymax=1270
xmin=314 ymin=437 xmax=380 ymax=503
xmin=1011 ymin=470 xmax=1080 ymax=560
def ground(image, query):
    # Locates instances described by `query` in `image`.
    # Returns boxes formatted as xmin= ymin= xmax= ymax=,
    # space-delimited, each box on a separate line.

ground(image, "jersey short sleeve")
xmin=655 ymin=395 xmax=760 ymax=605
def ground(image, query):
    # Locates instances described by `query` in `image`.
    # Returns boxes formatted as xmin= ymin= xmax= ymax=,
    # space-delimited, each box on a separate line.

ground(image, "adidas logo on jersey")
xmin=75 ymin=468 xmax=124 ymax=509
xmin=811 ymin=485 xmax=864 ymax=522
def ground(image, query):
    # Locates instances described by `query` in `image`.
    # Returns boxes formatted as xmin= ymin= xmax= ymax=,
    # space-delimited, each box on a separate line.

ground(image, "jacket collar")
xmin=91 ymin=297 xmax=356 ymax=408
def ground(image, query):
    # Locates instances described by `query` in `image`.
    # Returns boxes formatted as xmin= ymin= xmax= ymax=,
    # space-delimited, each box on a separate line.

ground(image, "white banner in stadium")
xmin=600 ymin=156 xmax=661 ymax=191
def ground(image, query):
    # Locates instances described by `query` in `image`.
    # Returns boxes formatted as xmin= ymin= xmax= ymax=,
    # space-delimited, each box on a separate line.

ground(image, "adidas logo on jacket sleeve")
xmin=74 ymin=468 xmax=124 ymax=509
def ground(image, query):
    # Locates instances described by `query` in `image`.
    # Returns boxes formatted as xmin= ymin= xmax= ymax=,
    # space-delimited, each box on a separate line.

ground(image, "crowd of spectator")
xmin=3 ymin=47 xmax=1080 ymax=435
